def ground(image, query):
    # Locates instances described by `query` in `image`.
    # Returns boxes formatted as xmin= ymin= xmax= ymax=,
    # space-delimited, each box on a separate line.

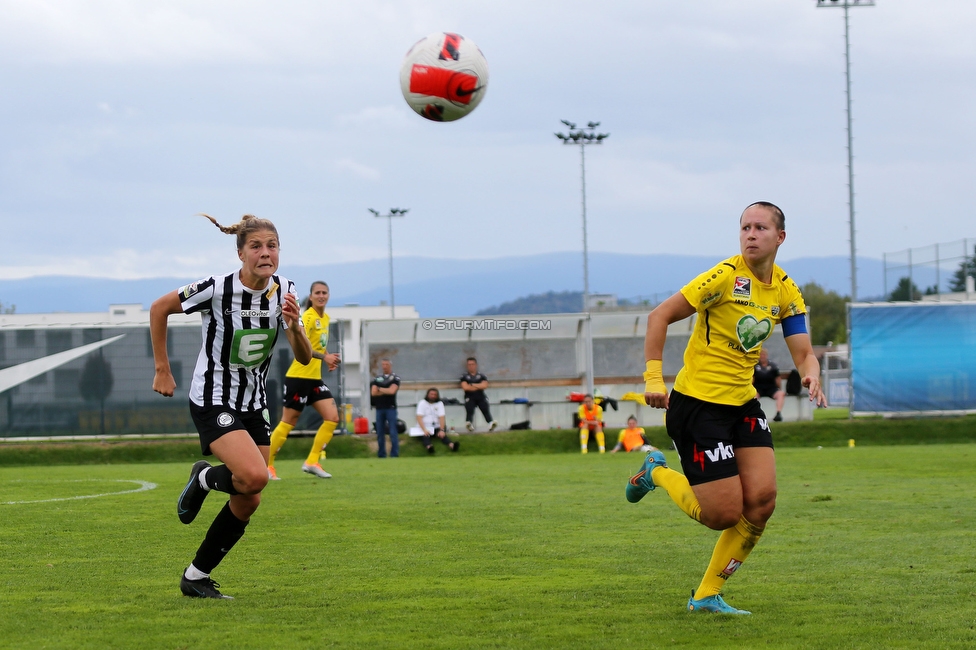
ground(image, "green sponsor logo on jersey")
xmin=229 ymin=328 xmax=277 ymax=368
xmin=736 ymin=315 xmax=772 ymax=352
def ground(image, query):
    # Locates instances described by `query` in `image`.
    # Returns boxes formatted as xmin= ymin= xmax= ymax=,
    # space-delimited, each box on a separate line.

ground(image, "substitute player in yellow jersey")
xmin=626 ymin=202 xmax=826 ymax=615
xmin=611 ymin=416 xmax=655 ymax=453
xmin=268 ymin=281 xmax=341 ymax=479
xmin=577 ymin=394 xmax=605 ymax=453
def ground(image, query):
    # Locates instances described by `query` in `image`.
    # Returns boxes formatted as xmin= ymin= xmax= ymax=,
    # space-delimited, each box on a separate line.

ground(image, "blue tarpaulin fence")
xmin=850 ymin=302 xmax=976 ymax=413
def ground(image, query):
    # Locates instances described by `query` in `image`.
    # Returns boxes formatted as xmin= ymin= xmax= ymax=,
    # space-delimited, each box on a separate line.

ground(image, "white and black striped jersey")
xmin=178 ymin=271 xmax=301 ymax=411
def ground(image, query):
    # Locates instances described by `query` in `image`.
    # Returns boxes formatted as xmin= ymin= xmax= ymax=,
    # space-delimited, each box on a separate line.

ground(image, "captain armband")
xmin=781 ymin=314 xmax=807 ymax=337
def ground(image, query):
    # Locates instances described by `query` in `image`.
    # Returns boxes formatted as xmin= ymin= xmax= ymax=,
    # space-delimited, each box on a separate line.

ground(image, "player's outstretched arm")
xmin=785 ymin=332 xmax=827 ymax=408
xmin=643 ymin=293 xmax=695 ymax=409
xmin=150 ymin=291 xmax=183 ymax=397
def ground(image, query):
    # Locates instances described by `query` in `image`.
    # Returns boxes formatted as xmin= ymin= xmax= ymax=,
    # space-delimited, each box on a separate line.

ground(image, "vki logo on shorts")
xmin=692 ymin=442 xmax=735 ymax=470
xmin=744 ymin=416 xmax=769 ymax=433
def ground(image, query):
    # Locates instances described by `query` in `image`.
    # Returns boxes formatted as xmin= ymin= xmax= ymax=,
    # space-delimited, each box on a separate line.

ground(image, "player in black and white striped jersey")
xmin=150 ymin=213 xmax=312 ymax=600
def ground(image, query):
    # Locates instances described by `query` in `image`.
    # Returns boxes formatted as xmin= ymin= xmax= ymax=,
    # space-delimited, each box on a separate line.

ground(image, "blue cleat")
xmin=625 ymin=450 xmax=667 ymax=503
xmin=687 ymin=591 xmax=751 ymax=615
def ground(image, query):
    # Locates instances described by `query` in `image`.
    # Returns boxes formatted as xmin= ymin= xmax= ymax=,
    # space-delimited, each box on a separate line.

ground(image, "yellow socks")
xmin=694 ymin=515 xmax=765 ymax=599
xmin=306 ymin=420 xmax=337 ymax=465
xmin=579 ymin=429 xmax=589 ymax=453
xmin=596 ymin=431 xmax=605 ymax=453
xmin=651 ymin=466 xmax=702 ymax=523
xmin=268 ymin=422 xmax=294 ymax=466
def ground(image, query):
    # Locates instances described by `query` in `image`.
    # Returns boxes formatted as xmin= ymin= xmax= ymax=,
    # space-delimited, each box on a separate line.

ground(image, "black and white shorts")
xmin=282 ymin=377 xmax=334 ymax=411
xmin=189 ymin=401 xmax=271 ymax=456
xmin=665 ymin=390 xmax=773 ymax=486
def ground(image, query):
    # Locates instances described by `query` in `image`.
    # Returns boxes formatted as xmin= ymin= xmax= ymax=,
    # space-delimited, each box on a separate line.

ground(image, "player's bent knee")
xmin=743 ymin=489 xmax=777 ymax=525
xmin=235 ymin=468 xmax=270 ymax=494
xmin=701 ymin=510 xmax=743 ymax=531
xmin=697 ymin=499 xmax=743 ymax=530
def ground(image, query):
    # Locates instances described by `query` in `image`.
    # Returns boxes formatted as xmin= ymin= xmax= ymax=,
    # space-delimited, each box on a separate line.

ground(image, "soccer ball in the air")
xmin=399 ymin=32 xmax=489 ymax=122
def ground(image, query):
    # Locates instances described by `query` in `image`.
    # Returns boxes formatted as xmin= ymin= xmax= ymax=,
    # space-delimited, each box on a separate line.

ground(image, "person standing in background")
xmin=753 ymin=349 xmax=786 ymax=422
xmin=460 ymin=357 xmax=497 ymax=432
xmin=370 ymin=358 xmax=401 ymax=458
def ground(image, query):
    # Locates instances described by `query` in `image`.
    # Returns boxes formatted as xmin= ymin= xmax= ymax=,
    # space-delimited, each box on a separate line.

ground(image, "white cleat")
xmin=465 ymin=422 xmax=475 ymax=432
xmin=301 ymin=463 xmax=332 ymax=479
xmin=488 ymin=421 xmax=498 ymax=431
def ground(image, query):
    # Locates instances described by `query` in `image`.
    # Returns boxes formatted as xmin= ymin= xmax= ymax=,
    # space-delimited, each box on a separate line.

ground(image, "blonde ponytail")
xmin=199 ymin=213 xmax=279 ymax=250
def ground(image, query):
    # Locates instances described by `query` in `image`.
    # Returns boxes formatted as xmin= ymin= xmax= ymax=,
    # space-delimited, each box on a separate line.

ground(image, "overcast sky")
xmin=1 ymin=0 xmax=973 ymax=281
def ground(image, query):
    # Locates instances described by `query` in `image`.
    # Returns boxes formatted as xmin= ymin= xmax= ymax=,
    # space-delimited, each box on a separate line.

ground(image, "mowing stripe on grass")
xmin=1 ymin=478 xmax=157 ymax=505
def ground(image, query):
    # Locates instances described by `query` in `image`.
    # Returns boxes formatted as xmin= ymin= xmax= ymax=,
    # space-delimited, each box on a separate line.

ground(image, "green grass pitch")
xmin=2 ymin=446 xmax=975 ymax=649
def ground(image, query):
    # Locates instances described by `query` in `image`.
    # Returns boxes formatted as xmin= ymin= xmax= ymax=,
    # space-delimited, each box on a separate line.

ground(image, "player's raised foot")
xmin=488 ymin=420 xmax=498 ymax=432
xmin=687 ymin=591 xmax=750 ymax=615
xmin=301 ymin=463 xmax=332 ymax=479
xmin=267 ymin=466 xmax=280 ymax=481
xmin=773 ymin=412 xmax=783 ymax=422
xmin=625 ymin=450 xmax=667 ymax=503
xmin=465 ymin=422 xmax=475 ymax=432
xmin=180 ymin=573 xmax=233 ymax=600
xmin=177 ymin=460 xmax=211 ymax=524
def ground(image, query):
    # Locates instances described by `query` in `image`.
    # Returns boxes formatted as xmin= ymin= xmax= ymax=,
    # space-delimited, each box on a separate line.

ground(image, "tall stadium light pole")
xmin=818 ymin=0 xmax=874 ymax=302
xmin=369 ymin=208 xmax=408 ymax=319
xmin=555 ymin=121 xmax=609 ymax=396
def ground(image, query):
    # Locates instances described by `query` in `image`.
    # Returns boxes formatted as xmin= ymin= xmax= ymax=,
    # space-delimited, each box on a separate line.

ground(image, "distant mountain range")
xmin=1 ymin=252 xmax=884 ymax=317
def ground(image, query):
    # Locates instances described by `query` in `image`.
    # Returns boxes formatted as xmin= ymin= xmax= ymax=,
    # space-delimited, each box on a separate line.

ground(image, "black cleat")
xmin=177 ymin=460 xmax=211 ymax=524
xmin=450 ymin=441 xmax=459 ymax=452
xmin=426 ymin=445 xmax=435 ymax=454
xmin=180 ymin=574 xmax=233 ymax=599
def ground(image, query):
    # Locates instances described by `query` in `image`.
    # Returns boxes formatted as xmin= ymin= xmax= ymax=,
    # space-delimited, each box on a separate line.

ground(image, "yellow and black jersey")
xmin=286 ymin=308 xmax=330 ymax=380
xmin=674 ymin=255 xmax=807 ymax=406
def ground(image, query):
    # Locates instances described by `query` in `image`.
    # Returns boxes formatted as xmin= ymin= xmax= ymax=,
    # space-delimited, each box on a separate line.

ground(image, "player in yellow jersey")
xmin=611 ymin=416 xmax=655 ymax=453
xmin=577 ymin=394 xmax=605 ymax=453
xmin=267 ymin=281 xmax=341 ymax=479
xmin=625 ymin=202 xmax=826 ymax=615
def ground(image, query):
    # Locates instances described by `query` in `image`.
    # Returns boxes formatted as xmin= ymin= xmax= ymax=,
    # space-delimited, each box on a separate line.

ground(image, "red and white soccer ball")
xmin=399 ymin=32 xmax=489 ymax=122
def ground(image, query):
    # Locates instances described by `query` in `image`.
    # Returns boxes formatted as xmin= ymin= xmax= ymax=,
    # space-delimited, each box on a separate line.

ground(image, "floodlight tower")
xmin=817 ymin=0 xmax=875 ymax=302
xmin=369 ymin=208 xmax=409 ymax=319
xmin=555 ymin=120 xmax=610 ymax=396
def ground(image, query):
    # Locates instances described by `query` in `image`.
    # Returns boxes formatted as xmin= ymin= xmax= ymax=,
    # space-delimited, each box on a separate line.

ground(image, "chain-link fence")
xmin=883 ymin=238 xmax=975 ymax=299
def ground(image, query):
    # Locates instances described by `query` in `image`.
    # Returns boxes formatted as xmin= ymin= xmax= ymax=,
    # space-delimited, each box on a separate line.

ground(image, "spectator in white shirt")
xmin=415 ymin=388 xmax=459 ymax=454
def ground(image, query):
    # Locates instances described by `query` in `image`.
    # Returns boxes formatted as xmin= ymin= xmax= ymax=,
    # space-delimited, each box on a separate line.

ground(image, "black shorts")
xmin=282 ymin=377 xmax=333 ymax=411
xmin=755 ymin=385 xmax=780 ymax=399
xmin=665 ymin=390 xmax=774 ymax=486
xmin=189 ymin=401 xmax=271 ymax=456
